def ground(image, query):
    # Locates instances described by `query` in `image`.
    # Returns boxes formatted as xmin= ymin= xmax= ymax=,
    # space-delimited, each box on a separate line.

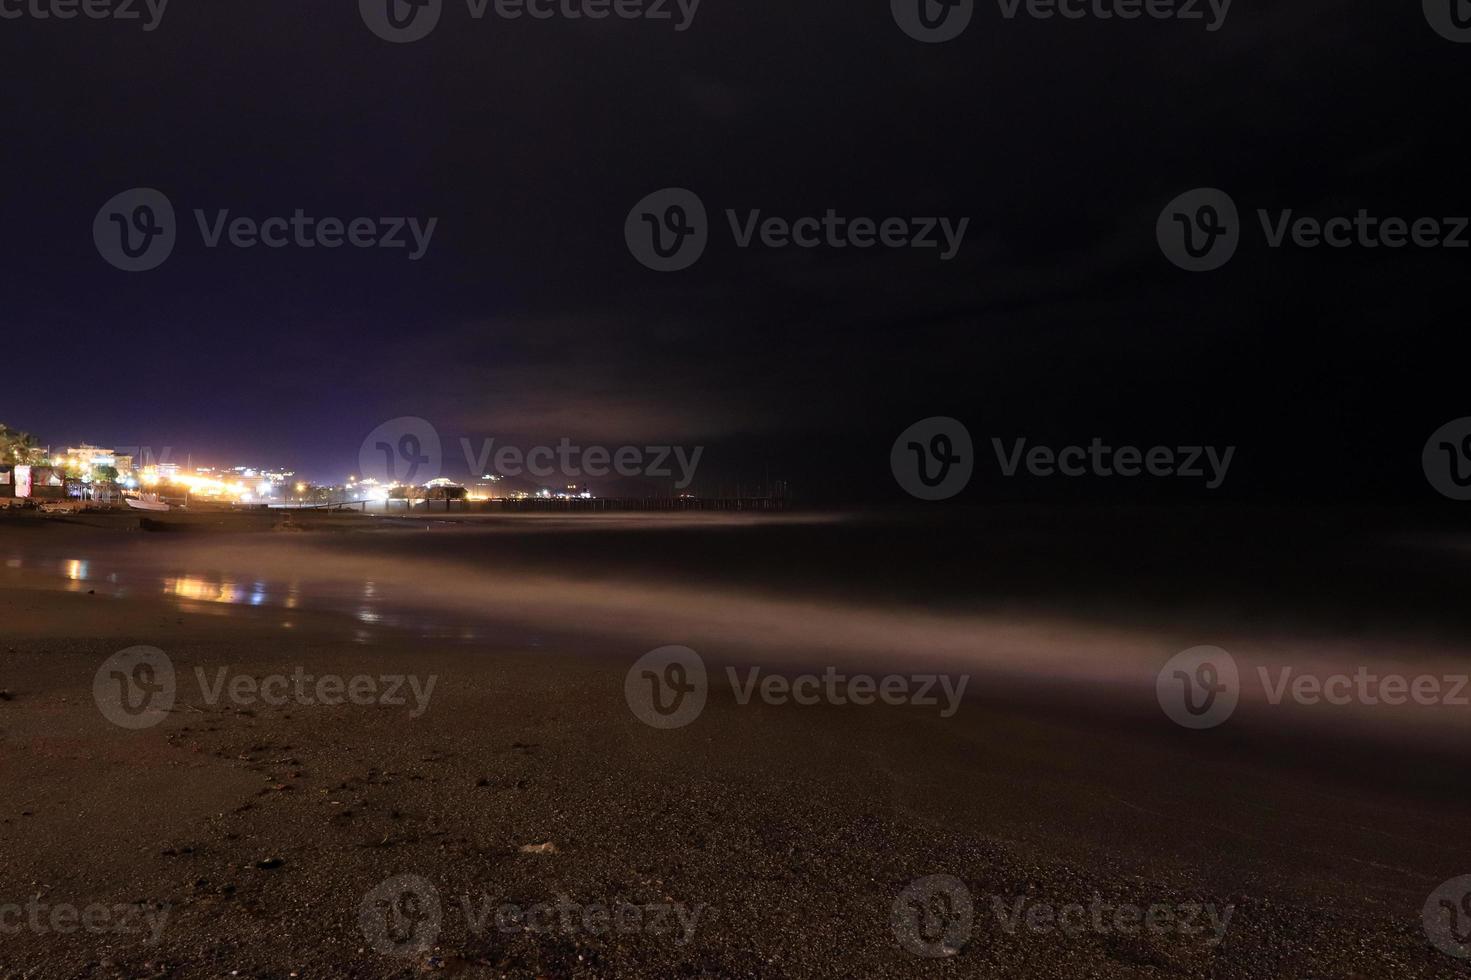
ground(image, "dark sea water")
xmin=4 ymin=506 xmax=1471 ymax=746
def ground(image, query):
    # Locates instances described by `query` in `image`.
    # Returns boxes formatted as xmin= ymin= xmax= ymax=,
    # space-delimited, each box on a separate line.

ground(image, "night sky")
xmin=2 ymin=1 xmax=1467 ymax=501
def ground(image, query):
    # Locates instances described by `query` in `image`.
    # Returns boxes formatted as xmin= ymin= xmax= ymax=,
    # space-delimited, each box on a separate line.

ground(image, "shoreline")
xmin=3 ymin=513 xmax=1471 ymax=976
xmin=2 ymin=588 xmax=1470 ymax=976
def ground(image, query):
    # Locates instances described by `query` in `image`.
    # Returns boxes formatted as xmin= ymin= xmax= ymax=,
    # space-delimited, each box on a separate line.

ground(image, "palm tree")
xmin=0 ymin=423 xmax=38 ymax=466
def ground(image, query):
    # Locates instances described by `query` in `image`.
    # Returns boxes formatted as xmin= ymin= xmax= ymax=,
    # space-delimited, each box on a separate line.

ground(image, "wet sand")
xmin=1 ymin=510 xmax=1470 ymax=977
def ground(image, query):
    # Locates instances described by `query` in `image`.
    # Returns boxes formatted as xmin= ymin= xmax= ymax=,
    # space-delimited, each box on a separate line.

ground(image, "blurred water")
xmin=4 ymin=509 xmax=1470 ymax=687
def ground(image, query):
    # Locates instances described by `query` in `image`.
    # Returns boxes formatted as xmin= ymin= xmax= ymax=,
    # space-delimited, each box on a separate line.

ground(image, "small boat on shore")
xmin=125 ymin=494 xmax=171 ymax=513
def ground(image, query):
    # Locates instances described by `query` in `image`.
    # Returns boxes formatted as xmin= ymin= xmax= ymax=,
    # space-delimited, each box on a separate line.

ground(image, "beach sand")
xmin=1 ymin=510 xmax=1469 ymax=977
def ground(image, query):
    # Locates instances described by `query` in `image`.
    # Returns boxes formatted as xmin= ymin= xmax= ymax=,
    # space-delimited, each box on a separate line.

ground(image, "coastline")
xmin=3 ymin=581 xmax=1469 ymax=975
xmin=2 ymin=515 xmax=1471 ymax=971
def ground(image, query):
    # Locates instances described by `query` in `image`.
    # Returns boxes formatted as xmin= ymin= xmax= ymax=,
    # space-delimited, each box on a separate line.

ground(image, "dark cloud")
xmin=1 ymin=0 xmax=1466 ymax=498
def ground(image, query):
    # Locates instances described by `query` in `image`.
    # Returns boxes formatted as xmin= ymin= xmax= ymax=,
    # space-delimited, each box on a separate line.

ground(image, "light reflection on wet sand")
xmin=0 ymin=543 xmax=483 ymax=642
xmin=4 ymin=515 xmax=1471 ymax=747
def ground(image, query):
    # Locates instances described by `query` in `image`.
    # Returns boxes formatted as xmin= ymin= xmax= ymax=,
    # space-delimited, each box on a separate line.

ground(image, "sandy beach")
xmin=1 ymin=509 xmax=1469 ymax=978
xmin=8 ymin=0 xmax=1466 ymax=972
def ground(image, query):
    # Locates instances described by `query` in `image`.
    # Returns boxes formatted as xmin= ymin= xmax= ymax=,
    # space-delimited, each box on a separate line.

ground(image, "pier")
xmin=273 ymin=495 xmax=790 ymax=514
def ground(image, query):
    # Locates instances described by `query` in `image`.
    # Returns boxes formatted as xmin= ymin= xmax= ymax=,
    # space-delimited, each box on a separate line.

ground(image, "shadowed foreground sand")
xmin=2 ymin=577 xmax=1469 ymax=978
